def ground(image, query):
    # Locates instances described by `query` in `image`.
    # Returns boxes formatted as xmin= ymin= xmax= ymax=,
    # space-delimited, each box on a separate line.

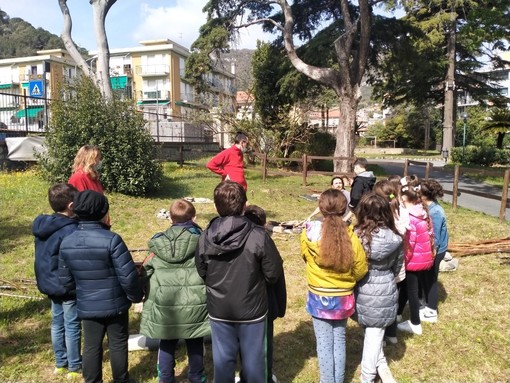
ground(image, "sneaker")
xmin=384 ymin=336 xmax=398 ymax=345
xmin=420 ymin=308 xmax=438 ymax=323
xmin=67 ymin=371 xmax=81 ymax=380
xmin=377 ymin=364 xmax=397 ymax=383
xmin=54 ymin=367 xmax=67 ymax=375
xmin=272 ymin=374 xmax=278 ymax=383
xmin=397 ymin=320 xmax=422 ymax=335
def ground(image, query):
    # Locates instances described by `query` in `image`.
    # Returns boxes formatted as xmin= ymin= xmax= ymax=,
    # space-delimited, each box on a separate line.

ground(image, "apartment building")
xmin=457 ymin=51 xmax=510 ymax=112
xmin=0 ymin=39 xmax=236 ymax=142
xmin=101 ymin=39 xmax=236 ymax=142
xmin=0 ymin=49 xmax=78 ymax=130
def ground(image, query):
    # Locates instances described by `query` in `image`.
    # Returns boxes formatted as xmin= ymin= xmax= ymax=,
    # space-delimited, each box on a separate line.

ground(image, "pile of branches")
xmin=448 ymin=237 xmax=510 ymax=257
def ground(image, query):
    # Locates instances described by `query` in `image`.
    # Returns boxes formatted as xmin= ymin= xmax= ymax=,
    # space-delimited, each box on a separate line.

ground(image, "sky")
xmin=0 ymin=0 xmax=272 ymax=51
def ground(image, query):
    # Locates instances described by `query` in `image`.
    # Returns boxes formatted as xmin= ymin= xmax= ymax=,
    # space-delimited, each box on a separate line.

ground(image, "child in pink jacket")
xmin=396 ymin=176 xmax=434 ymax=336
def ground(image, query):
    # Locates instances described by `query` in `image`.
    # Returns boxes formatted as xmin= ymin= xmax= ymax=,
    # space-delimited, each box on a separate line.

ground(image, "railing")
xmin=253 ymin=152 xmax=356 ymax=186
xmin=135 ymin=64 xmax=170 ymax=76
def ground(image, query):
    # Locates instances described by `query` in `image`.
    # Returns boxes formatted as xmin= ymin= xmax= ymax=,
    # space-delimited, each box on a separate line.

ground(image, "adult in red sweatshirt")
xmin=206 ymin=132 xmax=249 ymax=190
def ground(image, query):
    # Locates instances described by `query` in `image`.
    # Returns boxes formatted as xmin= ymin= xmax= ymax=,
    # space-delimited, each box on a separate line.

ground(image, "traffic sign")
xmin=29 ymin=79 xmax=45 ymax=98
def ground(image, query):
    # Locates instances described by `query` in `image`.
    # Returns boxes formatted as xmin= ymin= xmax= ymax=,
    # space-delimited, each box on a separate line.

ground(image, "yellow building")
xmin=0 ymin=49 xmax=78 ymax=130
xmin=98 ymin=39 xmax=236 ymax=143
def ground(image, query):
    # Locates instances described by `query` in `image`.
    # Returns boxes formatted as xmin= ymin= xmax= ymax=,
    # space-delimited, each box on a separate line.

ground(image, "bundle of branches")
xmin=448 ymin=237 xmax=510 ymax=257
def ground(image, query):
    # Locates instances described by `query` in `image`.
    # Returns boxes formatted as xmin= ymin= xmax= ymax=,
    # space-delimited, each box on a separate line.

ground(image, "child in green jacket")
xmin=140 ymin=199 xmax=210 ymax=383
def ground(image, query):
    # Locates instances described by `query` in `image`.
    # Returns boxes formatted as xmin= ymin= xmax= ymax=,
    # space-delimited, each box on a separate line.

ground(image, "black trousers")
xmin=82 ymin=311 xmax=130 ymax=383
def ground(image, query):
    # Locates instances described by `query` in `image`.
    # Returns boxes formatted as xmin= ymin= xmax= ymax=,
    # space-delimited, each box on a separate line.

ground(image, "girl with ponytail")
xmin=300 ymin=189 xmax=368 ymax=383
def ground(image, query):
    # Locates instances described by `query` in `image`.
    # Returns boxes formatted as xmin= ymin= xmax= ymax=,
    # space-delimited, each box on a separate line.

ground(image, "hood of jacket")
xmin=148 ymin=223 xmax=201 ymax=264
xmin=407 ymin=203 xmax=428 ymax=220
xmin=201 ymin=216 xmax=254 ymax=257
xmin=367 ymin=228 xmax=403 ymax=262
xmin=32 ymin=213 xmax=77 ymax=240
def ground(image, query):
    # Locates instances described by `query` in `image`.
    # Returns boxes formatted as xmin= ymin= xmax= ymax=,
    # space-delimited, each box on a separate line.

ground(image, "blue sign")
xmin=29 ymin=79 xmax=45 ymax=98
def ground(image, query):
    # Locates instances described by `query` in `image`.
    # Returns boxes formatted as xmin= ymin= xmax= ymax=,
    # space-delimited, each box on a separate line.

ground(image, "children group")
xmin=33 ymin=152 xmax=449 ymax=383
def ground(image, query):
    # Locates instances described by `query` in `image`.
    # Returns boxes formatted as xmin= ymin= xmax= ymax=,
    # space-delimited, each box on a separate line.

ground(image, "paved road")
xmin=372 ymin=159 xmax=509 ymax=221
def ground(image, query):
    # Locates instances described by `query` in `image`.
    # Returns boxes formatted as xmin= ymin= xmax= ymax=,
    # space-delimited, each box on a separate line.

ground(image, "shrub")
xmin=38 ymin=77 xmax=162 ymax=196
xmin=450 ymin=146 xmax=510 ymax=166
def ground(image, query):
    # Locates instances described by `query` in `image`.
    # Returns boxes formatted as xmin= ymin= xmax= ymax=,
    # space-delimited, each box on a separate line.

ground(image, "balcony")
xmin=139 ymin=90 xmax=170 ymax=101
xmin=135 ymin=64 xmax=170 ymax=77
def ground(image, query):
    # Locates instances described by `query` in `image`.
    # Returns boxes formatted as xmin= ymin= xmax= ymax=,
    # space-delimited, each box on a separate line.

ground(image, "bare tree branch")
xmin=236 ymin=17 xmax=284 ymax=32
xmin=58 ymin=0 xmax=94 ymax=78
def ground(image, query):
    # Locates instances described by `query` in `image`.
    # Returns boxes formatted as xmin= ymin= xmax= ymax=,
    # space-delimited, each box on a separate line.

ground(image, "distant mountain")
xmin=0 ymin=9 xmax=87 ymax=59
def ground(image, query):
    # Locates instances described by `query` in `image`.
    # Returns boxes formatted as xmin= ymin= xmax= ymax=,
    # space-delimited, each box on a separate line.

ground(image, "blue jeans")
xmin=312 ymin=316 xmax=347 ymax=383
xmin=51 ymin=298 xmax=82 ymax=372
xmin=210 ymin=318 xmax=267 ymax=383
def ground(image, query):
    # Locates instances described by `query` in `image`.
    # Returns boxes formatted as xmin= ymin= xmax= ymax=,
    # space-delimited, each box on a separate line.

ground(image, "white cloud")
xmin=132 ymin=1 xmax=274 ymax=50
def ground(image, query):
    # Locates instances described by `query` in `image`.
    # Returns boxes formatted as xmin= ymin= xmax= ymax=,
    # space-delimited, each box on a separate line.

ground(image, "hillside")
xmin=0 ymin=9 xmax=86 ymax=59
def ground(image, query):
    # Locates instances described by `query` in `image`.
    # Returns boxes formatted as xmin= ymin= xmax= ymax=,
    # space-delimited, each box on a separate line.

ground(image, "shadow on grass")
xmin=0 ymin=298 xmax=51 ymax=359
xmin=0 ymin=220 xmax=32 ymax=254
xmin=273 ymin=320 xmax=316 ymax=381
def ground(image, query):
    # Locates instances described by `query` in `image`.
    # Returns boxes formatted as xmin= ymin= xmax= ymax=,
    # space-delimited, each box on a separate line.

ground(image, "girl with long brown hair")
xmin=354 ymin=193 xmax=403 ymax=383
xmin=300 ymin=188 xmax=367 ymax=383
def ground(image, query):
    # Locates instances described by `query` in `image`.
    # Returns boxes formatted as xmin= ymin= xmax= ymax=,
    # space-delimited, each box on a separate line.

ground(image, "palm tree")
xmin=483 ymin=108 xmax=510 ymax=149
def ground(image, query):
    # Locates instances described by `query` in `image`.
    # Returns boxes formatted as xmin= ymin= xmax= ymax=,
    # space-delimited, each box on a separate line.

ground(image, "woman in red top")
xmin=68 ymin=145 xmax=103 ymax=193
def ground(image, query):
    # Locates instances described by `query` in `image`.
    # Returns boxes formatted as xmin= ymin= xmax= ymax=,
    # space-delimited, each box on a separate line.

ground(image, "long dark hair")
xmin=355 ymin=193 xmax=400 ymax=256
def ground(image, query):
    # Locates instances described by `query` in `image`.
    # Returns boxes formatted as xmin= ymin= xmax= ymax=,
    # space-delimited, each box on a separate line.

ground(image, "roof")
xmin=236 ymin=91 xmax=254 ymax=104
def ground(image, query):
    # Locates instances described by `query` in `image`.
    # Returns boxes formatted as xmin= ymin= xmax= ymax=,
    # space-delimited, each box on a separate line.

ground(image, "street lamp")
xmin=461 ymin=112 xmax=468 ymax=163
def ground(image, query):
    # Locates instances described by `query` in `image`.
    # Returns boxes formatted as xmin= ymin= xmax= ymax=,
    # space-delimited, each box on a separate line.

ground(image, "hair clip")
xmin=413 ymin=185 xmax=421 ymax=191
xmin=402 ymin=186 xmax=409 ymax=192
xmin=400 ymin=178 xmax=408 ymax=186
xmin=389 ymin=194 xmax=395 ymax=199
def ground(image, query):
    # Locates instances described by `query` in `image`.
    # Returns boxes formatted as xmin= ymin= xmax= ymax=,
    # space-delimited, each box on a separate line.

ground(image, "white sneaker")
xmin=420 ymin=307 xmax=438 ymax=323
xmin=272 ymin=374 xmax=278 ymax=383
xmin=397 ymin=320 xmax=422 ymax=335
xmin=377 ymin=364 xmax=397 ymax=383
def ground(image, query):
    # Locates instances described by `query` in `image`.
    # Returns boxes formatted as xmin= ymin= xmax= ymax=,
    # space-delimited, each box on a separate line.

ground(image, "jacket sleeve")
xmin=58 ymin=250 xmax=75 ymax=293
xmin=392 ymin=245 xmax=405 ymax=277
xmin=348 ymin=178 xmax=362 ymax=209
xmin=206 ymin=151 xmax=227 ymax=176
xmin=111 ymin=235 xmax=143 ymax=303
xmin=194 ymin=237 xmax=207 ymax=280
xmin=261 ymin=233 xmax=284 ymax=285
xmin=350 ymin=234 xmax=368 ymax=281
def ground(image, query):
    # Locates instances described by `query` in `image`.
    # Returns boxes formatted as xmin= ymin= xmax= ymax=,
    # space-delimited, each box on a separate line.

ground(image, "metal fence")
xmin=0 ymin=91 xmax=214 ymax=143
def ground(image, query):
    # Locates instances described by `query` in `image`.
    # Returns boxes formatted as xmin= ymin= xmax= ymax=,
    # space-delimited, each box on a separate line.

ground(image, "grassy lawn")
xmin=1 ymin=159 xmax=509 ymax=383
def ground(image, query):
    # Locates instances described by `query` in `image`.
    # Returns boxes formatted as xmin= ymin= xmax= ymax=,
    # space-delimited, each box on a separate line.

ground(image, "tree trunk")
xmin=496 ymin=133 xmax=504 ymax=149
xmin=334 ymin=94 xmax=358 ymax=172
xmin=442 ymin=1 xmax=457 ymax=155
xmin=91 ymin=0 xmax=114 ymax=100
xmin=58 ymin=0 xmax=94 ymax=78
xmin=58 ymin=0 xmax=115 ymax=101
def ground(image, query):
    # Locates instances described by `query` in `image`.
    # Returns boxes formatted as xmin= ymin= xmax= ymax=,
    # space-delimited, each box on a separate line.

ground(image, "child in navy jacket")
xmin=32 ymin=183 xmax=81 ymax=379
